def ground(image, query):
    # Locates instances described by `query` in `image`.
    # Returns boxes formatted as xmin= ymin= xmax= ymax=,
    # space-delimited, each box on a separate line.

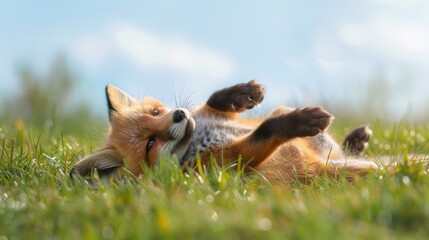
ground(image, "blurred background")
xmin=1 ymin=0 xmax=429 ymax=135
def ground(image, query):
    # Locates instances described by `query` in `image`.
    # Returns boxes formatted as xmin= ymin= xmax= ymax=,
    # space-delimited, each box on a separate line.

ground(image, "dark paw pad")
xmin=230 ymin=80 xmax=265 ymax=111
xmin=342 ymin=125 xmax=372 ymax=156
xmin=283 ymin=107 xmax=334 ymax=138
xmin=207 ymin=80 xmax=265 ymax=112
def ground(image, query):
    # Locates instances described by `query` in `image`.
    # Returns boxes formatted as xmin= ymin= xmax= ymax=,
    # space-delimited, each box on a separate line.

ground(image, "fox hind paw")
xmin=342 ymin=125 xmax=372 ymax=156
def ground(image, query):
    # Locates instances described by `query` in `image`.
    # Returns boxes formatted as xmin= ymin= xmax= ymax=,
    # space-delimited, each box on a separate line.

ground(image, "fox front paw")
xmin=230 ymin=80 xmax=265 ymax=111
xmin=207 ymin=80 xmax=265 ymax=112
xmin=282 ymin=107 xmax=334 ymax=138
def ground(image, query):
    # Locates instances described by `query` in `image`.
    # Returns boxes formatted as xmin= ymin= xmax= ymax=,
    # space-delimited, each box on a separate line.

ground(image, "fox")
xmin=70 ymin=80 xmax=378 ymax=184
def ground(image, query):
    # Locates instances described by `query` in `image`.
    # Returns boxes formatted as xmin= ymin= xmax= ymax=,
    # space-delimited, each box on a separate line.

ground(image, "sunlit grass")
xmin=1 ymin=120 xmax=429 ymax=239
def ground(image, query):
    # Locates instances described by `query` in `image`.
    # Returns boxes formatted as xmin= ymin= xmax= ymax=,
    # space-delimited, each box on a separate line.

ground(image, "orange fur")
xmin=192 ymin=104 xmax=375 ymax=184
xmin=71 ymin=82 xmax=377 ymax=185
xmin=105 ymin=98 xmax=174 ymax=175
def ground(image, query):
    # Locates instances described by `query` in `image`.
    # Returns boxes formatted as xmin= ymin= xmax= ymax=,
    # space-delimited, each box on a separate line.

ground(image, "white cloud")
xmin=70 ymin=22 xmax=234 ymax=80
xmin=309 ymin=10 xmax=429 ymax=119
xmin=340 ymin=13 xmax=429 ymax=63
xmin=373 ymin=0 xmax=423 ymax=8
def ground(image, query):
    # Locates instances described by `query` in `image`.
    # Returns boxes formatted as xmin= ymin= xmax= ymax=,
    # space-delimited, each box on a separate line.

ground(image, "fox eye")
xmin=152 ymin=109 xmax=159 ymax=116
xmin=147 ymin=138 xmax=155 ymax=151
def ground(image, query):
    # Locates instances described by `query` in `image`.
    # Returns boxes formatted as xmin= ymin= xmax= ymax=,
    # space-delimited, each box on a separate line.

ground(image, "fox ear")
xmin=106 ymin=84 xmax=136 ymax=120
xmin=70 ymin=148 xmax=124 ymax=179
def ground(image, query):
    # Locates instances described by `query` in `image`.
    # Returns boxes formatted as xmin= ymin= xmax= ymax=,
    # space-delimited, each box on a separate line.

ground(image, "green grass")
xmin=1 ymin=120 xmax=429 ymax=240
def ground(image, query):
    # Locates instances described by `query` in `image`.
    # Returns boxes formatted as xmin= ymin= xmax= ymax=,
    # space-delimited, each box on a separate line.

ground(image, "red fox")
xmin=70 ymin=81 xmax=377 ymax=184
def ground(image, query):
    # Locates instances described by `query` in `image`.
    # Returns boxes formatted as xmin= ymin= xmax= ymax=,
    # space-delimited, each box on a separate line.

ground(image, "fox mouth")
xmin=169 ymin=117 xmax=195 ymax=141
xmin=159 ymin=109 xmax=195 ymax=161
xmin=172 ymin=118 xmax=195 ymax=152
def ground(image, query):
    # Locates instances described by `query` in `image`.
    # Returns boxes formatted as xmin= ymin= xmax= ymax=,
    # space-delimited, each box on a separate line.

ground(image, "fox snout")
xmin=173 ymin=109 xmax=188 ymax=123
xmin=167 ymin=108 xmax=194 ymax=140
xmin=161 ymin=108 xmax=195 ymax=161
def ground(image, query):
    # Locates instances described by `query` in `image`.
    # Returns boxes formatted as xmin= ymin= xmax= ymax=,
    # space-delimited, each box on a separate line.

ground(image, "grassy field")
xmin=1 ymin=118 xmax=429 ymax=240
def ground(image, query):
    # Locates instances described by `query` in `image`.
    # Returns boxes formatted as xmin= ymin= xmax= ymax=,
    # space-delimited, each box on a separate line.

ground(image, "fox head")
xmin=70 ymin=84 xmax=196 ymax=179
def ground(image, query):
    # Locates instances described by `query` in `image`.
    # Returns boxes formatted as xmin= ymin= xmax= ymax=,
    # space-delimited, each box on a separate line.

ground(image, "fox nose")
xmin=173 ymin=109 xmax=187 ymax=123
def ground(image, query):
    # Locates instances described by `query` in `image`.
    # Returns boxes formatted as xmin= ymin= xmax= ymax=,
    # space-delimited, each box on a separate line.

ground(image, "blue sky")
xmin=1 ymin=0 xmax=428 ymax=119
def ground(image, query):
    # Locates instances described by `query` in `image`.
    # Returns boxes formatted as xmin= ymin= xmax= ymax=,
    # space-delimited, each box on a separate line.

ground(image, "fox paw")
xmin=207 ymin=80 xmax=265 ymax=112
xmin=253 ymin=107 xmax=333 ymax=142
xmin=342 ymin=125 xmax=372 ymax=156
xmin=283 ymin=107 xmax=334 ymax=138
xmin=230 ymin=80 xmax=265 ymax=111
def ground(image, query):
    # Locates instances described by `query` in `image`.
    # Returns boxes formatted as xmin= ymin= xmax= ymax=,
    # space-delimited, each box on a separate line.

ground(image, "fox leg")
xmin=198 ymin=107 xmax=333 ymax=168
xmin=342 ymin=125 xmax=372 ymax=157
xmin=69 ymin=148 xmax=124 ymax=179
xmin=269 ymin=105 xmax=346 ymax=160
xmin=271 ymin=107 xmax=373 ymax=158
xmin=195 ymin=80 xmax=265 ymax=120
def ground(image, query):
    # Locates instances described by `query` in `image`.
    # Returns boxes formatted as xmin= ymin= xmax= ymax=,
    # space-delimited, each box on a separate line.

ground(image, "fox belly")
xmin=180 ymin=115 xmax=344 ymax=184
xmin=182 ymin=107 xmax=371 ymax=184
xmin=180 ymin=117 xmax=253 ymax=165
xmin=257 ymin=139 xmax=331 ymax=184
